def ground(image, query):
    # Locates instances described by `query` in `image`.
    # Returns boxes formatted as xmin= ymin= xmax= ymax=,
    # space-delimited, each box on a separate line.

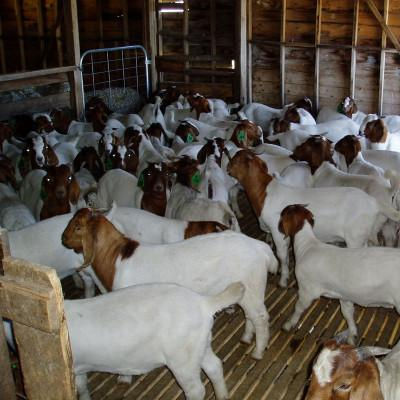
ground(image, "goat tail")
xmin=378 ymin=200 xmax=400 ymax=222
xmin=207 ymin=282 xmax=245 ymax=314
xmin=265 ymin=245 xmax=279 ymax=274
xmin=384 ymin=169 xmax=400 ymax=193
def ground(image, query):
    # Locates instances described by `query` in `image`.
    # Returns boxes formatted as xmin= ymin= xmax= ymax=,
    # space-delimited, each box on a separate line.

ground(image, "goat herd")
xmin=2 ymin=89 xmax=400 ymax=399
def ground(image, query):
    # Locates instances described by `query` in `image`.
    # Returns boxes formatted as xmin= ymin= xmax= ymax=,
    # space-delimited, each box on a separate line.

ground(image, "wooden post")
xmin=247 ymin=0 xmax=253 ymax=103
xmin=280 ymin=0 xmax=286 ymax=107
xmin=350 ymin=0 xmax=359 ymax=99
xmin=379 ymin=0 xmax=389 ymax=115
xmin=146 ymin=0 xmax=158 ymax=93
xmin=14 ymin=0 xmax=26 ymax=71
xmin=0 ymin=16 xmax=6 ymax=75
xmin=122 ymin=0 xmax=130 ymax=45
xmin=55 ymin=0 xmax=64 ymax=67
xmin=63 ymin=0 xmax=84 ymax=121
xmin=364 ymin=0 xmax=400 ymax=51
xmin=210 ymin=0 xmax=216 ymax=85
xmin=0 ymin=230 xmax=16 ymax=400
xmin=0 ymin=237 xmax=76 ymax=399
xmin=314 ymin=0 xmax=322 ymax=112
xmin=183 ymin=0 xmax=190 ymax=84
xmin=236 ymin=0 xmax=247 ymax=104
xmin=37 ymin=0 xmax=46 ymax=69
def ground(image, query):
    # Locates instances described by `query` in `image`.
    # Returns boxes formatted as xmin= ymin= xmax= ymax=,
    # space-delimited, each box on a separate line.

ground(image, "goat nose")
xmin=154 ymin=183 xmax=164 ymax=192
xmin=55 ymin=187 xmax=67 ymax=199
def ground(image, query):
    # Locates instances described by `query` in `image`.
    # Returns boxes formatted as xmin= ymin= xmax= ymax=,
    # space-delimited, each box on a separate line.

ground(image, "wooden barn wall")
xmin=251 ymin=0 xmax=400 ymax=115
xmin=156 ymin=0 xmax=237 ymax=101
xmin=0 ymin=0 xmax=145 ymax=121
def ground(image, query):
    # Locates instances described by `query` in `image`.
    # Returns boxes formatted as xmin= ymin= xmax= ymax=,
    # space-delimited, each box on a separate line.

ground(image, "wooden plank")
xmin=379 ymin=0 xmax=389 ymax=115
xmin=147 ymin=0 xmax=158 ymax=93
xmin=183 ymin=0 xmax=189 ymax=84
xmin=122 ymin=0 xmax=129 ymax=45
xmin=247 ymin=0 xmax=253 ymax=102
xmin=210 ymin=0 xmax=216 ymax=84
xmin=0 ymin=66 xmax=77 ymax=83
xmin=0 ymin=229 xmax=15 ymax=400
xmin=280 ymin=0 xmax=286 ymax=106
xmin=364 ymin=0 xmax=400 ymax=51
xmin=14 ymin=0 xmax=26 ymax=70
xmin=63 ymin=0 xmax=84 ymax=120
xmin=351 ymin=0 xmax=360 ymax=98
xmin=37 ymin=0 xmax=46 ymax=69
xmin=315 ymin=0 xmax=322 ymax=111
xmin=237 ymin=0 xmax=247 ymax=103
xmin=0 ymin=16 xmax=7 ymax=74
xmin=55 ymin=0 xmax=63 ymax=67
xmin=96 ymin=0 xmax=104 ymax=48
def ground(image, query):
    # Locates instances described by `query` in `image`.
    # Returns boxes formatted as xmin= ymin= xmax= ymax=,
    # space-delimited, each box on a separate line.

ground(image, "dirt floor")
xmin=61 ymin=192 xmax=400 ymax=400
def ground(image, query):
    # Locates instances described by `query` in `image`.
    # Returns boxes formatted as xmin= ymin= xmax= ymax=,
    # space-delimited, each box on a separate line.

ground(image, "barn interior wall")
xmin=251 ymin=0 xmax=400 ymax=115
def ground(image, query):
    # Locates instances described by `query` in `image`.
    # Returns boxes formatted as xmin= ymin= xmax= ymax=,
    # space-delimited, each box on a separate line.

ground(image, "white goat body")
xmin=267 ymin=129 xmax=316 ymax=151
xmin=165 ymin=183 xmax=241 ymax=232
xmin=283 ymin=219 xmax=400 ymax=345
xmin=258 ymin=179 xmax=400 ymax=287
xmin=95 ymin=169 xmax=140 ymax=209
xmin=67 ymin=282 xmax=244 ymax=400
xmin=285 ymin=120 xmax=360 ymax=143
xmin=241 ymin=102 xmax=286 ymax=133
xmin=0 ymin=183 xmax=36 ymax=231
xmin=95 ymin=228 xmax=277 ymax=359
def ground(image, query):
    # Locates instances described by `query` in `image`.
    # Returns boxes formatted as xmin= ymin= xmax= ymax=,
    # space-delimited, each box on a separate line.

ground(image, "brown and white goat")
xmin=39 ymin=164 xmax=80 ymax=220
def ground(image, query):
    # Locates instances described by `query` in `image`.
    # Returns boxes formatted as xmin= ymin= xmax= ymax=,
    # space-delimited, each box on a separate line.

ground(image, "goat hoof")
xmin=251 ymin=349 xmax=264 ymax=360
xmin=278 ymin=277 xmax=288 ymax=288
xmin=117 ymin=375 xmax=132 ymax=384
xmin=282 ymin=322 xmax=292 ymax=332
xmin=240 ymin=334 xmax=252 ymax=344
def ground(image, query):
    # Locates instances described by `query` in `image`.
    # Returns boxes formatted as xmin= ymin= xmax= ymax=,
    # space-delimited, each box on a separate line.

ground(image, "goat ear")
xmin=73 ymin=152 xmax=83 ymax=173
xmin=68 ymin=176 xmax=80 ymax=205
xmin=350 ymin=359 xmax=384 ymax=400
xmin=46 ymin=146 xmax=59 ymax=166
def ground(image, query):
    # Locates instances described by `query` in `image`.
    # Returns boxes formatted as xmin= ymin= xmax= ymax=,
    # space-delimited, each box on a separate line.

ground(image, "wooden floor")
xmin=62 ymin=192 xmax=400 ymax=400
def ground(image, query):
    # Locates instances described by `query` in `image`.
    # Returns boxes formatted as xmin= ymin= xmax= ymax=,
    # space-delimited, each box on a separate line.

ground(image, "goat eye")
xmin=26 ymin=148 xmax=30 ymax=152
xmin=335 ymin=383 xmax=351 ymax=392
xmin=68 ymin=176 xmax=72 ymax=182
xmin=46 ymin=177 xmax=52 ymax=183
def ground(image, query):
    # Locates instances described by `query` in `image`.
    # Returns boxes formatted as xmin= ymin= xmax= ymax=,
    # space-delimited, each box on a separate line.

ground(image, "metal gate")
xmin=79 ymin=45 xmax=151 ymax=117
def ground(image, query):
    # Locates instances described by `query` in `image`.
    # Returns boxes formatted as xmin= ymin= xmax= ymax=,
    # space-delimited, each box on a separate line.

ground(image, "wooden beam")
xmin=147 ymin=0 xmax=158 ymax=93
xmin=96 ymin=0 xmax=104 ymax=48
xmin=0 ymin=66 xmax=77 ymax=83
xmin=364 ymin=0 xmax=400 ymax=51
xmin=314 ymin=0 xmax=322 ymax=112
xmin=55 ymin=0 xmax=63 ymax=67
xmin=122 ymin=0 xmax=130 ymax=45
xmin=183 ymin=0 xmax=190 ymax=84
xmin=280 ymin=0 xmax=286 ymax=106
xmin=379 ymin=0 xmax=389 ymax=115
xmin=351 ymin=0 xmax=359 ymax=98
xmin=14 ymin=0 xmax=26 ymax=71
xmin=37 ymin=0 xmax=46 ymax=69
xmin=0 ymin=251 xmax=76 ymax=400
xmin=63 ymin=0 xmax=84 ymax=120
xmin=0 ymin=16 xmax=6 ymax=74
xmin=210 ymin=0 xmax=216 ymax=84
xmin=0 ymin=231 xmax=15 ymax=400
xmin=234 ymin=0 xmax=248 ymax=104
xmin=247 ymin=0 xmax=253 ymax=103
xmin=157 ymin=1 xmax=164 ymax=85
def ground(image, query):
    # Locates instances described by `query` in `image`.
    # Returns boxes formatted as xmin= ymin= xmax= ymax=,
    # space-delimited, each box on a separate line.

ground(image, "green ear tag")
xmin=191 ymin=171 xmax=201 ymax=187
xmin=105 ymin=158 xmax=113 ymax=170
xmin=186 ymin=132 xmax=194 ymax=143
xmin=237 ymin=130 xmax=246 ymax=143
xmin=138 ymin=172 xmax=144 ymax=188
xmin=337 ymin=103 xmax=344 ymax=114
xmin=40 ymin=185 xmax=47 ymax=200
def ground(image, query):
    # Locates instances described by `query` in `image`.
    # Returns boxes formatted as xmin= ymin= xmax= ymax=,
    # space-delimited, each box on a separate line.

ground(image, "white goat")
xmin=279 ymin=204 xmax=400 ymax=346
xmin=0 ymin=183 xmax=36 ymax=231
xmin=67 ymin=282 xmax=244 ymax=400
